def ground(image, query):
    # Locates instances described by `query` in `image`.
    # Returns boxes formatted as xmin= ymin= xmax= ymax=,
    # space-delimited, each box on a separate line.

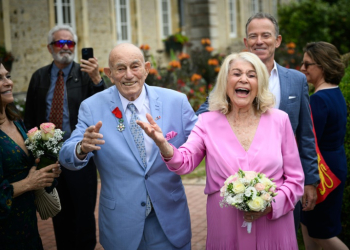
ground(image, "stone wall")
xmin=7 ymin=0 xmax=52 ymax=92
xmin=85 ymin=0 xmax=113 ymax=68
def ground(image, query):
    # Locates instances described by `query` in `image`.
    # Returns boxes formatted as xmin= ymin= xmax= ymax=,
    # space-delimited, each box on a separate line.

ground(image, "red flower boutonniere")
xmin=112 ymin=107 xmax=125 ymax=132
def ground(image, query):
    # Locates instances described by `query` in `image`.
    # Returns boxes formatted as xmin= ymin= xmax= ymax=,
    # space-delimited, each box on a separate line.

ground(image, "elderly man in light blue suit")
xmin=59 ymin=43 xmax=197 ymax=249
xmin=196 ymin=13 xmax=319 ymax=233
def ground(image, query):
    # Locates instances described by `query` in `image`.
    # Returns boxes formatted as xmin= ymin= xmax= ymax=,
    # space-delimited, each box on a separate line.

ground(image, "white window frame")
xmin=228 ymin=0 xmax=237 ymax=38
xmin=251 ymin=0 xmax=260 ymax=15
xmin=159 ymin=0 xmax=172 ymax=39
xmin=115 ymin=0 xmax=131 ymax=43
xmin=54 ymin=0 xmax=76 ymax=31
xmin=272 ymin=0 xmax=278 ymax=18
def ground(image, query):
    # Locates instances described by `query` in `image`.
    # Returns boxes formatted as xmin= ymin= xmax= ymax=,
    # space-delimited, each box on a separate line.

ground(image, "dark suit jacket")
xmin=24 ymin=61 xmax=106 ymax=131
xmin=196 ymin=63 xmax=319 ymax=185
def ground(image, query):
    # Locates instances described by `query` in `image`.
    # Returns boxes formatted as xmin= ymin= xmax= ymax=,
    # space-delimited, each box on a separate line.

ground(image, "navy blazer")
xmin=196 ymin=63 xmax=319 ymax=185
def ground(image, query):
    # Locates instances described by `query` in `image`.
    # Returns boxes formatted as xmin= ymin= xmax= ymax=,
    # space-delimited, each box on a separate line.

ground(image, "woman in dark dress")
xmin=0 ymin=61 xmax=61 ymax=249
xmin=300 ymin=42 xmax=348 ymax=250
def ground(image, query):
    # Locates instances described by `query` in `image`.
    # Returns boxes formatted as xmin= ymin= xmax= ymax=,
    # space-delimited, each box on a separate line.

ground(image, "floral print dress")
xmin=0 ymin=121 xmax=43 ymax=250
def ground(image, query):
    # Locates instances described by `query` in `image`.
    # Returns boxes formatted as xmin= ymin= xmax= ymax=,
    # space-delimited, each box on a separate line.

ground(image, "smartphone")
xmin=82 ymin=48 xmax=94 ymax=60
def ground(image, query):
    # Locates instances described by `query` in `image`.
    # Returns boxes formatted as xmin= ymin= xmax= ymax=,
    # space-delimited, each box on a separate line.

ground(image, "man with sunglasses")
xmin=196 ymin=13 xmax=319 ymax=235
xmin=24 ymin=24 xmax=106 ymax=250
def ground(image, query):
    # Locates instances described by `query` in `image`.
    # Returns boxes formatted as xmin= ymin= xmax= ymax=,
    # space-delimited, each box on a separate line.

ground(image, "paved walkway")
xmin=38 ymin=181 xmax=207 ymax=250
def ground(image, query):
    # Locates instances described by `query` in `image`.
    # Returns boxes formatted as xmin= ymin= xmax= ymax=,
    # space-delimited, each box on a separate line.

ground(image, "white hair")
xmin=47 ymin=24 xmax=77 ymax=44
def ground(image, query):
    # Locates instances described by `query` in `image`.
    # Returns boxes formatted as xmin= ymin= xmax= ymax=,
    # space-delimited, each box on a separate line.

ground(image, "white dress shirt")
xmin=269 ymin=61 xmax=281 ymax=109
xmin=119 ymin=85 xmax=152 ymax=163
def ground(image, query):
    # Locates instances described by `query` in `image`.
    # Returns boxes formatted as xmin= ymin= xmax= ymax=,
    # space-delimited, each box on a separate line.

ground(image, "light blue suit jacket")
xmin=59 ymin=84 xmax=198 ymax=249
xmin=196 ymin=64 xmax=319 ymax=185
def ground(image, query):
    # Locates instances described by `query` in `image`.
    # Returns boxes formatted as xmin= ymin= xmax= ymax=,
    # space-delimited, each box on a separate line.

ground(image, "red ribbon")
xmin=112 ymin=107 xmax=122 ymax=119
xmin=310 ymin=106 xmax=341 ymax=204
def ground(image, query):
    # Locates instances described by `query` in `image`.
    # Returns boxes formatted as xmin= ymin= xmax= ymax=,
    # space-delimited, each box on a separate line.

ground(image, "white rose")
xmin=248 ymin=197 xmax=266 ymax=211
xmin=232 ymin=181 xmax=246 ymax=194
xmin=260 ymin=177 xmax=273 ymax=189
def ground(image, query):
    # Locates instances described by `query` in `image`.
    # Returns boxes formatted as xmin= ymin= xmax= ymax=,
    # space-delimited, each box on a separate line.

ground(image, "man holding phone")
xmin=24 ymin=25 xmax=106 ymax=250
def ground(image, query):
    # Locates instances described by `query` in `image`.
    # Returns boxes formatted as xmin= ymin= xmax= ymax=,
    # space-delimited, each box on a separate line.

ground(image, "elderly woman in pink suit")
xmin=138 ymin=52 xmax=305 ymax=249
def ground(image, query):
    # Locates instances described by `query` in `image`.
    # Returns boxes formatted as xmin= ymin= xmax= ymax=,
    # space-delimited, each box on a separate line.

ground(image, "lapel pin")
xmin=155 ymin=116 xmax=161 ymax=121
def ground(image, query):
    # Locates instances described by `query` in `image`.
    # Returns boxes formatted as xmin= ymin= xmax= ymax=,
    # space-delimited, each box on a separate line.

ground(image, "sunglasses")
xmin=50 ymin=40 xmax=76 ymax=48
xmin=300 ymin=62 xmax=317 ymax=69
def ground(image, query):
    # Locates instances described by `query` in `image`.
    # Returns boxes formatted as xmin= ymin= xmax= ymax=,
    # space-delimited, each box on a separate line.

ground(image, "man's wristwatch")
xmin=76 ymin=141 xmax=87 ymax=156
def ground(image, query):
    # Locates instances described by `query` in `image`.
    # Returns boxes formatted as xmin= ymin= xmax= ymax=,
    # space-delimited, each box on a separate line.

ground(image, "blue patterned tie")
xmin=127 ymin=103 xmax=152 ymax=216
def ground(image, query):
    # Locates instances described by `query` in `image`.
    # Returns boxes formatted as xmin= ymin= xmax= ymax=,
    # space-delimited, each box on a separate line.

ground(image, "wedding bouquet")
xmin=24 ymin=122 xmax=64 ymax=169
xmin=220 ymin=169 xmax=278 ymax=233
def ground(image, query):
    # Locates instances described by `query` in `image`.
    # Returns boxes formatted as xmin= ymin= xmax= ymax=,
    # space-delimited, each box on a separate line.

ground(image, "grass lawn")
xmin=180 ymin=158 xmax=206 ymax=180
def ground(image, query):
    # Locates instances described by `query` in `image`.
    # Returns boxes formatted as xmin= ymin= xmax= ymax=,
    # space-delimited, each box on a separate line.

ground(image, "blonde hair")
xmin=208 ymin=52 xmax=275 ymax=114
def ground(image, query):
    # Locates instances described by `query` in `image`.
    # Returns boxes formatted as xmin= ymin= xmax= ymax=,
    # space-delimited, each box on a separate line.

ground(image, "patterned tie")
xmin=127 ymin=103 xmax=152 ymax=216
xmin=49 ymin=70 xmax=64 ymax=130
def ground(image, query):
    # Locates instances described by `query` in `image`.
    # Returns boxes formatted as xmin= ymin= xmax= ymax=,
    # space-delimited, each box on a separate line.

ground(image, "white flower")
xmin=248 ymin=197 xmax=266 ymax=211
xmin=245 ymin=187 xmax=257 ymax=198
xmin=232 ymin=181 xmax=246 ymax=194
xmin=232 ymin=193 xmax=244 ymax=204
xmin=260 ymin=177 xmax=273 ymax=190
xmin=226 ymin=195 xmax=236 ymax=205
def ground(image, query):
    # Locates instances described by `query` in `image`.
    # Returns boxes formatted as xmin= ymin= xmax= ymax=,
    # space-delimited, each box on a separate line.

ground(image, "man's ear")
xmin=275 ymin=35 xmax=282 ymax=49
xmin=243 ymin=37 xmax=249 ymax=50
xmin=104 ymin=68 xmax=113 ymax=82
xmin=144 ymin=61 xmax=151 ymax=75
xmin=104 ymin=67 xmax=111 ymax=76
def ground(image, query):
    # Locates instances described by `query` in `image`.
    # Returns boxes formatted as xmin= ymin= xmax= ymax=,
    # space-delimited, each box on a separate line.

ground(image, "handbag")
xmin=34 ymin=187 xmax=61 ymax=220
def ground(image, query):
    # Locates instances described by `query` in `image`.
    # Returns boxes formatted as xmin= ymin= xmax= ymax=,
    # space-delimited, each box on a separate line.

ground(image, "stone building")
xmin=0 ymin=0 xmax=285 ymax=93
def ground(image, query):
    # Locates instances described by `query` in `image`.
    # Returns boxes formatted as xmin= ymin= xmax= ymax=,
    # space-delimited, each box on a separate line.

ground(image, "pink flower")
xmin=244 ymin=171 xmax=257 ymax=181
xmin=27 ymin=127 xmax=39 ymax=142
xmin=261 ymin=193 xmax=272 ymax=201
xmin=254 ymin=183 xmax=265 ymax=191
xmin=40 ymin=123 xmax=56 ymax=140
xmin=165 ymin=131 xmax=178 ymax=141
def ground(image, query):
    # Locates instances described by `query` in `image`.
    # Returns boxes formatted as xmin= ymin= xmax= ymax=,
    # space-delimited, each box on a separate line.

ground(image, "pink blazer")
xmin=166 ymin=108 xmax=304 ymax=220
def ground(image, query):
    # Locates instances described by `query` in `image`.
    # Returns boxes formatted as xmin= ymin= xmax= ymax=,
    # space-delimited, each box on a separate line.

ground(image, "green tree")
xmin=278 ymin=0 xmax=350 ymax=54
xmin=339 ymin=65 xmax=350 ymax=246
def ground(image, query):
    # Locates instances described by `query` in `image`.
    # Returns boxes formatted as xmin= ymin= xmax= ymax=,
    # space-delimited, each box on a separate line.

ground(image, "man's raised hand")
xmin=81 ymin=121 xmax=105 ymax=154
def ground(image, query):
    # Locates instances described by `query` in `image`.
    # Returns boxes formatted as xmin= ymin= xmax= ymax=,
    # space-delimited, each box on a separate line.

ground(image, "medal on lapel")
xmin=112 ymin=107 xmax=125 ymax=132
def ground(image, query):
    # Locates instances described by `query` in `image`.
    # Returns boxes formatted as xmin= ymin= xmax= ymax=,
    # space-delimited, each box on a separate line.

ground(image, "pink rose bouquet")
xmin=220 ymin=169 xmax=278 ymax=233
xmin=25 ymin=123 xmax=65 ymax=169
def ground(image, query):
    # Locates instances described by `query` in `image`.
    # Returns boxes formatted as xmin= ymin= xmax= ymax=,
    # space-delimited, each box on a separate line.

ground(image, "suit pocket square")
xmin=288 ymin=96 xmax=296 ymax=99
xmin=165 ymin=131 xmax=178 ymax=141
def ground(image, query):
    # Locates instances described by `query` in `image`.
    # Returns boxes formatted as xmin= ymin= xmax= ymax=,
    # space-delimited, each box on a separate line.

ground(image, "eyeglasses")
xmin=50 ymin=40 xmax=76 ymax=48
xmin=300 ymin=62 xmax=317 ymax=69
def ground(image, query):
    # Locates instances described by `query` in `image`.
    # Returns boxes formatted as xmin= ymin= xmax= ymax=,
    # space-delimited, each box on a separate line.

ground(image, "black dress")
xmin=301 ymin=87 xmax=348 ymax=239
xmin=0 ymin=121 xmax=43 ymax=249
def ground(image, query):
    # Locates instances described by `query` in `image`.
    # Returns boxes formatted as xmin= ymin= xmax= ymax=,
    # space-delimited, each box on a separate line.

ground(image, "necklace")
xmin=315 ymin=81 xmax=327 ymax=92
